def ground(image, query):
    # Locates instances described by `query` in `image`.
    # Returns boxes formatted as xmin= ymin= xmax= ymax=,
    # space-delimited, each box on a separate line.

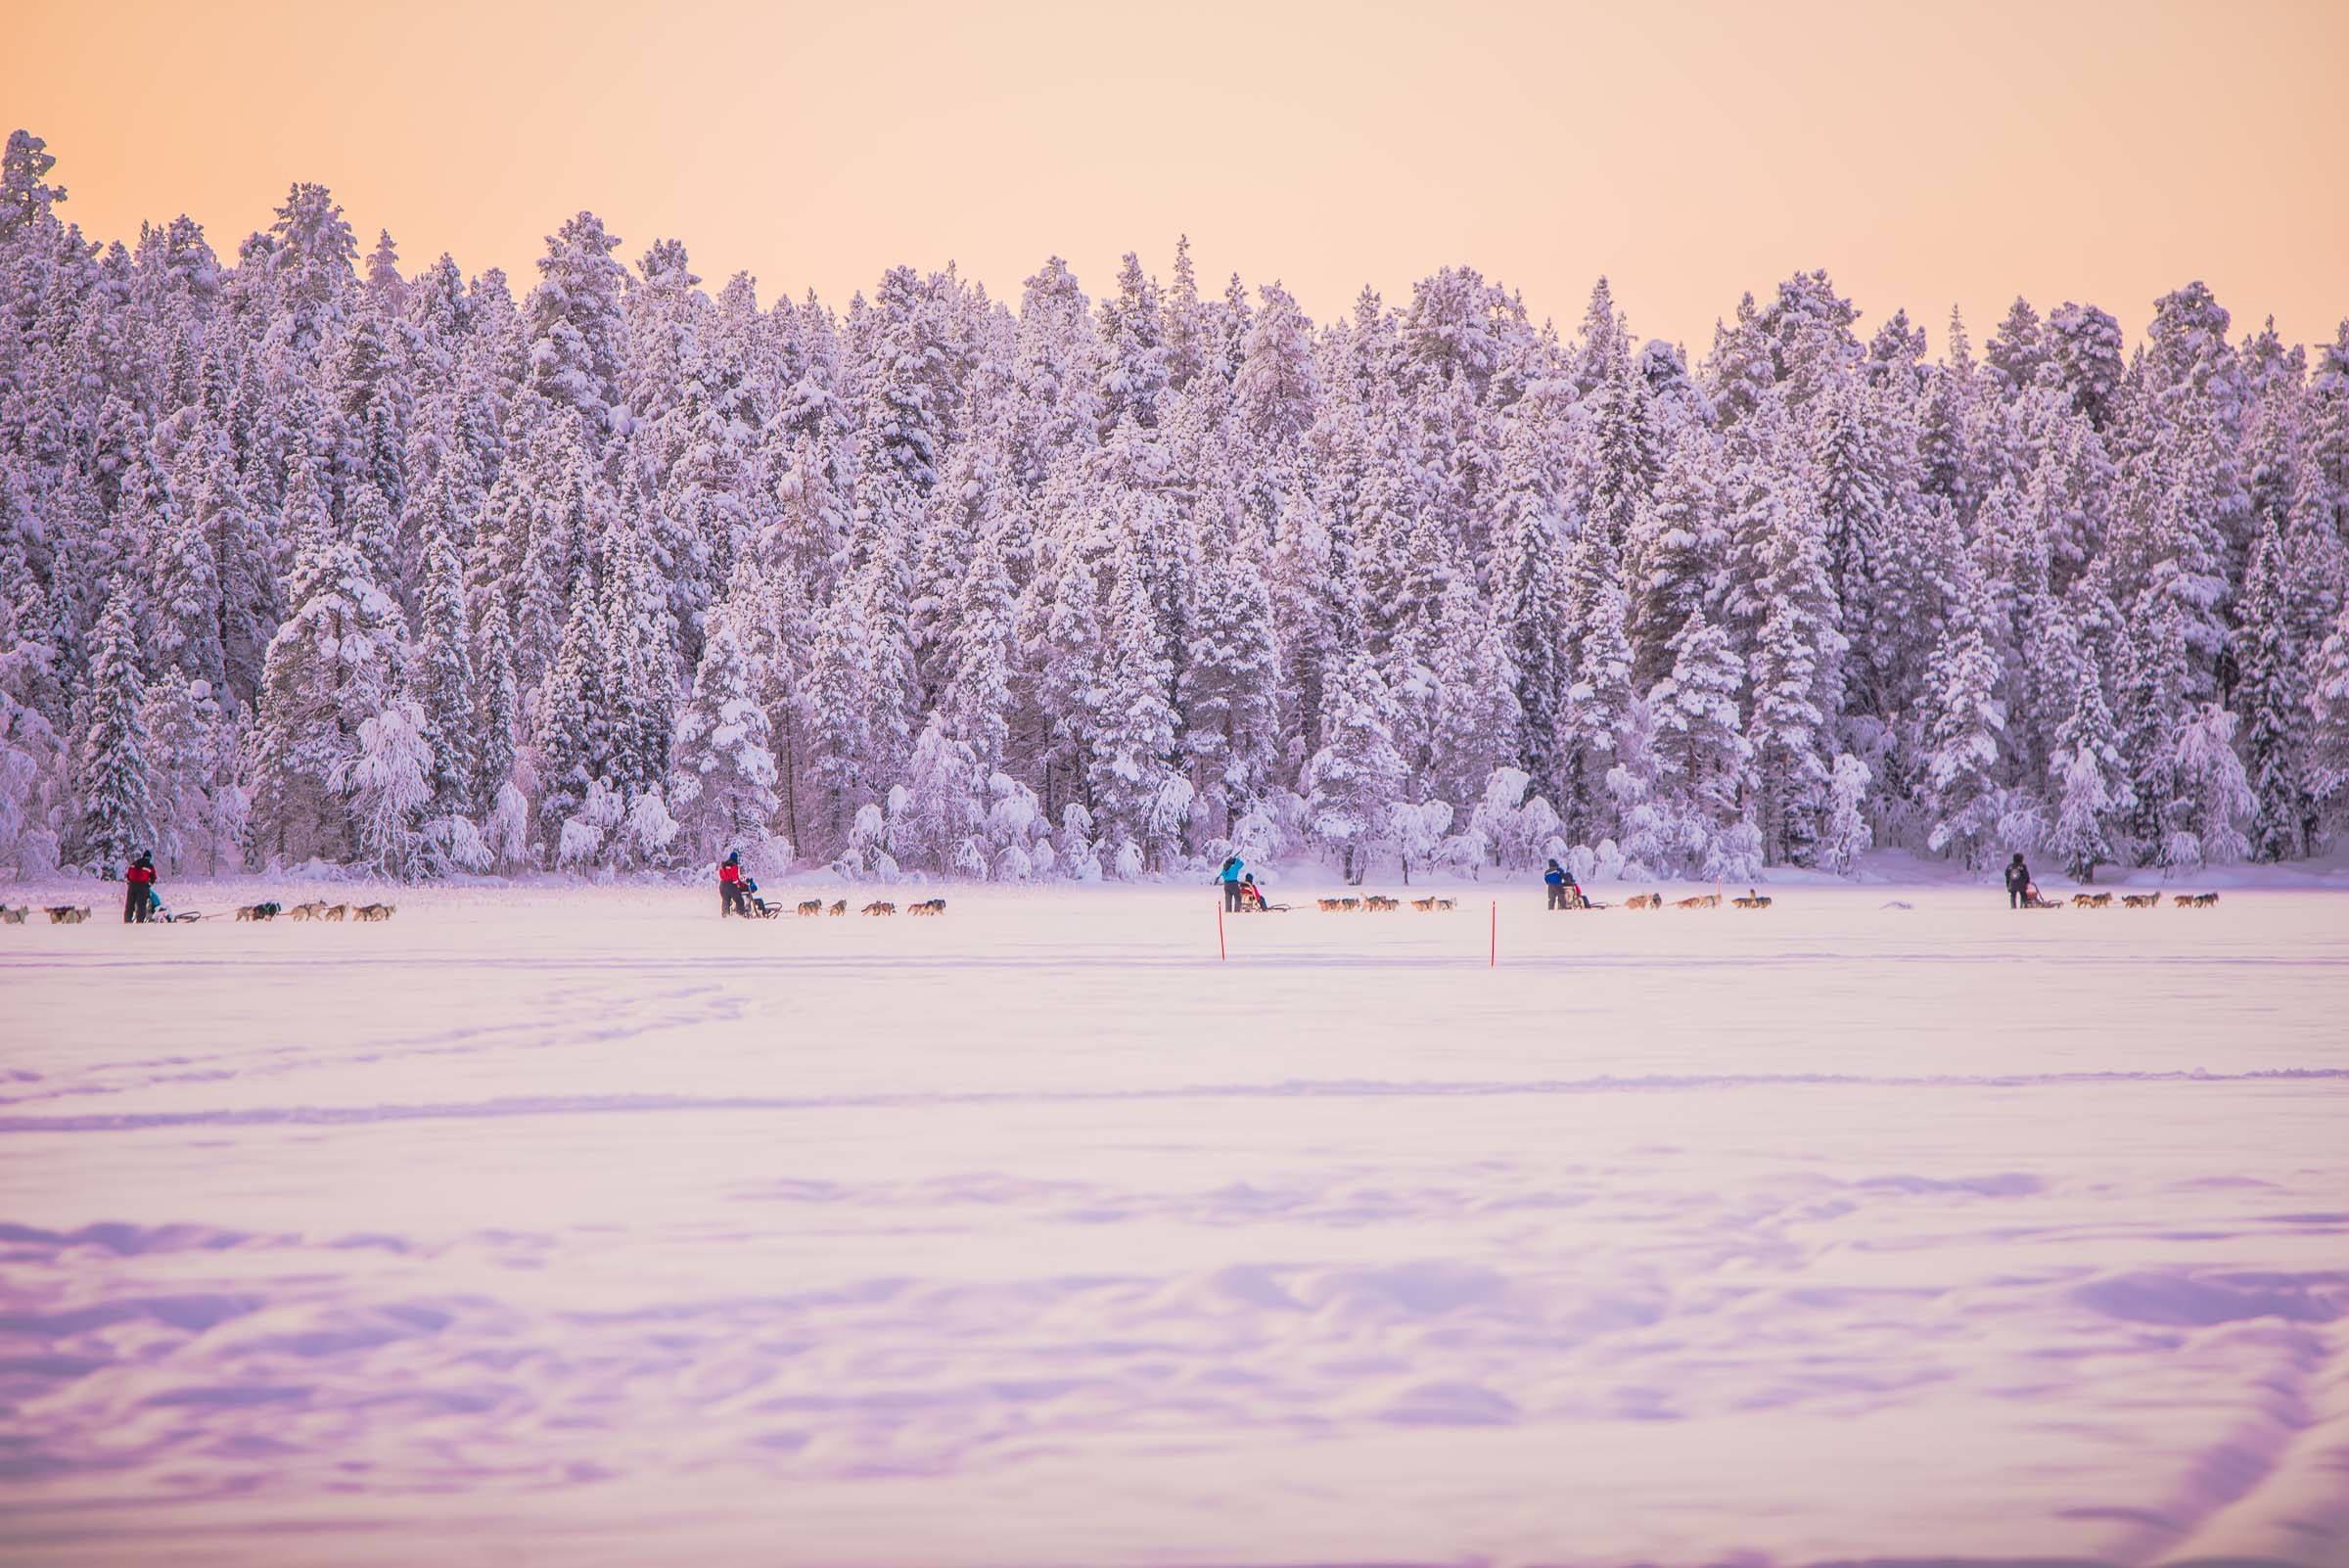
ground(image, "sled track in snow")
xmin=4 ymin=1066 xmax=2346 ymax=1135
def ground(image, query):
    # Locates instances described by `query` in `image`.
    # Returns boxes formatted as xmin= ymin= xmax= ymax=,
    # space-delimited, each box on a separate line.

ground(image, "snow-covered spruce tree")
xmin=1744 ymin=483 xmax=1844 ymax=866
xmin=1920 ymin=553 xmax=2007 ymax=870
xmin=70 ymin=582 xmax=155 ymax=871
xmin=2115 ymin=598 xmax=2188 ymax=864
xmin=2043 ymin=652 xmax=2132 ymax=883
xmin=527 ymin=211 xmax=631 ymax=432
xmin=1555 ymin=531 xmax=1633 ymax=843
xmin=1648 ymin=608 xmax=1750 ymax=874
xmin=889 ymin=714 xmax=986 ymax=878
xmin=2234 ymin=512 xmax=2314 ymax=859
xmin=409 ymin=526 xmax=478 ymax=818
xmin=249 ymin=519 xmax=405 ymax=868
xmin=472 ymin=594 xmax=521 ymax=817
xmin=137 ymin=669 xmax=229 ymax=875
xmin=1304 ymin=653 xmax=1405 ymax=884
xmin=334 ymin=698 xmax=434 ymax=881
xmin=2163 ymin=705 xmax=2255 ymax=870
xmin=1627 ymin=429 xmax=1722 ymax=694
xmin=1179 ymin=544 xmax=1281 ymax=836
xmin=1492 ymin=398 xmax=1570 ymax=797
xmin=1086 ymin=542 xmax=1178 ymax=864
xmin=1819 ymin=752 xmax=1873 ymax=875
xmin=532 ymin=590 xmax=613 ymax=852
xmin=668 ymin=607 xmax=781 ymax=868
xmin=148 ymin=480 xmax=223 ymax=692
xmin=2308 ymin=600 xmax=2349 ymax=830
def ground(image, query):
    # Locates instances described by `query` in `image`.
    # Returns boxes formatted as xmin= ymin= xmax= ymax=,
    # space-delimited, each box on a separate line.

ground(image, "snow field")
xmin=2 ymin=881 xmax=2347 ymax=1567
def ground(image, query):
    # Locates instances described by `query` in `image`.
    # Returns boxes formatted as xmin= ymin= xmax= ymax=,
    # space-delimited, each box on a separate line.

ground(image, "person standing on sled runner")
xmin=1543 ymin=858 xmax=1585 ymax=911
xmin=124 ymin=851 xmax=156 ymax=923
xmin=718 ymin=851 xmax=750 ymax=918
xmin=1218 ymin=854 xmax=1246 ymax=912
xmin=2004 ymin=853 xmax=2030 ymax=910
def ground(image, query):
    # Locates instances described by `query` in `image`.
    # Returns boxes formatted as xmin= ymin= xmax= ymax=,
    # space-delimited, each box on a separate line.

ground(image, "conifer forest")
xmin=4 ymin=127 xmax=2347 ymax=888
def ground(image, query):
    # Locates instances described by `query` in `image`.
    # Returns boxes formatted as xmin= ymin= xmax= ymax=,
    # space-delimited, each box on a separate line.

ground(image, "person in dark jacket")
xmin=123 ymin=852 xmax=156 ymax=924
xmin=1218 ymin=855 xmax=1246 ymax=912
xmin=2004 ymin=853 xmax=2030 ymax=910
xmin=718 ymin=851 xmax=749 ymax=918
xmin=1544 ymin=858 xmax=1570 ymax=910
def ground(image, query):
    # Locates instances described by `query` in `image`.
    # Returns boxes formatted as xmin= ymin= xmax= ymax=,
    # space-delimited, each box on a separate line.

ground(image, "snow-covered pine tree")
xmin=2114 ymin=597 xmax=2188 ymax=863
xmin=1919 ymin=551 xmax=2007 ymax=869
xmin=527 ymin=211 xmax=631 ymax=433
xmin=148 ymin=469 xmax=223 ymax=691
xmin=250 ymin=518 xmax=405 ymax=867
xmin=2234 ymin=511 xmax=2314 ymax=859
xmin=1304 ymin=652 xmax=1405 ymax=884
xmin=2164 ymin=704 xmax=2254 ymax=869
xmin=668 ymin=605 xmax=781 ymax=867
xmin=1648 ymin=608 xmax=1748 ymax=872
xmin=335 ymin=697 xmax=434 ymax=880
xmin=1086 ymin=539 xmax=1178 ymax=861
xmin=409 ymin=524 xmax=478 ymax=817
xmin=889 ymin=714 xmax=986 ymax=877
xmin=1819 ymin=752 xmax=1873 ymax=876
xmin=1744 ymin=478 xmax=1844 ymax=865
xmin=70 ymin=581 xmax=155 ymax=871
xmin=1179 ymin=544 xmax=1281 ymax=836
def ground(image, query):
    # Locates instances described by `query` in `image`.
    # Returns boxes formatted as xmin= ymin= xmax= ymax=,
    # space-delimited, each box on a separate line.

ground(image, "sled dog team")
xmin=0 ymin=898 xmax=395 ymax=924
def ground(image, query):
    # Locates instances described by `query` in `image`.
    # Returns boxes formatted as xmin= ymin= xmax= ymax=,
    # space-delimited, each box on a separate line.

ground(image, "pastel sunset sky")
xmin=9 ymin=0 xmax=2346 ymax=349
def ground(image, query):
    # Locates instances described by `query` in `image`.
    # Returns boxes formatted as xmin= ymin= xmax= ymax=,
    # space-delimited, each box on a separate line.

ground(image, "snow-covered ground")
xmin=3 ymin=876 xmax=2347 ymax=1568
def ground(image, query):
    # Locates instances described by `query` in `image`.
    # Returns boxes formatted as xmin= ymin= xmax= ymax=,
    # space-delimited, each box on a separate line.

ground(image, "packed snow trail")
xmin=2 ymin=882 xmax=2346 ymax=1567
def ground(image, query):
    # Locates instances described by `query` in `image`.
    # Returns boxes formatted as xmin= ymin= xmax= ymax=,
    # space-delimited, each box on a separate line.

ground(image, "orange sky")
xmin=8 ymin=0 xmax=2346 ymax=353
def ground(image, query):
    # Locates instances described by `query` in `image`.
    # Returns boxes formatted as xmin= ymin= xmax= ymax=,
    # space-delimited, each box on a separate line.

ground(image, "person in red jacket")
xmin=717 ymin=851 xmax=748 ymax=918
xmin=123 ymin=852 xmax=156 ymax=924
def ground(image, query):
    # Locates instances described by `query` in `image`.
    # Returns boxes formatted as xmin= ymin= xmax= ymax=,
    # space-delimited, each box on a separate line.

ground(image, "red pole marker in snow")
xmin=1218 ymin=898 xmax=1226 ymax=962
xmin=1490 ymin=899 xmax=1497 ymax=967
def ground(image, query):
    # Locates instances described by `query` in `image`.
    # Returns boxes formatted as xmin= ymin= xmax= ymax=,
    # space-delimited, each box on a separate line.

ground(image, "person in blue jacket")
xmin=1218 ymin=854 xmax=1246 ymax=912
xmin=1544 ymin=857 xmax=1578 ymax=911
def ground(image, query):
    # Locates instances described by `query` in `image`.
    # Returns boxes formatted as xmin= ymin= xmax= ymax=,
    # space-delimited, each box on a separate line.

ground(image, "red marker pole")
xmin=1218 ymin=897 xmax=1226 ymax=962
xmin=1490 ymin=899 xmax=1497 ymax=968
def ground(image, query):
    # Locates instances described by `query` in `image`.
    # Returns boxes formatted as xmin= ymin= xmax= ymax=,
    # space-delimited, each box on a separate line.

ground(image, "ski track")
xmin=3 ymin=881 xmax=2348 ymax=1567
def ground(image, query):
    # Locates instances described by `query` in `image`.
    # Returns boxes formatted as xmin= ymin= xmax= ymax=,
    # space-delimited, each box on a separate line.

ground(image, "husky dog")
xmin=2071 ymin=892 xmax=2113 ymax=908
xmin=1731 ymin=890 xmax=1773 ymax=909
xmin=2188 ymin=892 xmax=2220 ymax=907
xmin=288 ymin=900 xmax=330 ymax=921
xmin=2120 ymin=893 xmax=2159 ymax=908
xmin=861 ymin=900 xmax=897 ymax=917
xmin=1316 ymin=898 xmax=1344 ymax=912
xmin=353 ymin=903 xmax=395 ymax=922
xmin=323 ymin=903 xmax=349 ymax=922
xmin=797 ymin=899 xmax=825 ymax=917
xmin=1624 ymin=893 xmax=1661 ymax=909
xmin=47 ymin=905 xmax=92 ymax=924
xmin=1410 ymin=896 xmax=1440 ymax=911
xmin=234 ymin=902 xmax=281 ymax=921
xmin=1362 ymin=895 xmax=1399 ymax=911
xmin=909 ymin=899 xmax=946 ymax=916
xmin=1435 ymin=898 xmax=1456 ymax=910
xmin=0 ymin=905 xmax=26 ymax=925
xmin=827 ymin=899 xmax=849 ymax=916
xmin=1676 ymin=893 xmax=1722 ymax=909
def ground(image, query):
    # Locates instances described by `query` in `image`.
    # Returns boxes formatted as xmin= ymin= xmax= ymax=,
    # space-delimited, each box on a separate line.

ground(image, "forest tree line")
xmin=3 ymin=128 xmax=2347 ymax=886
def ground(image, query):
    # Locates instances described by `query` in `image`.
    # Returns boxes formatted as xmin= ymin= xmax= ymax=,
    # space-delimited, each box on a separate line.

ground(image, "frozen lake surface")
xmin=3 ymin=880 xmax=2347 ymax=1567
